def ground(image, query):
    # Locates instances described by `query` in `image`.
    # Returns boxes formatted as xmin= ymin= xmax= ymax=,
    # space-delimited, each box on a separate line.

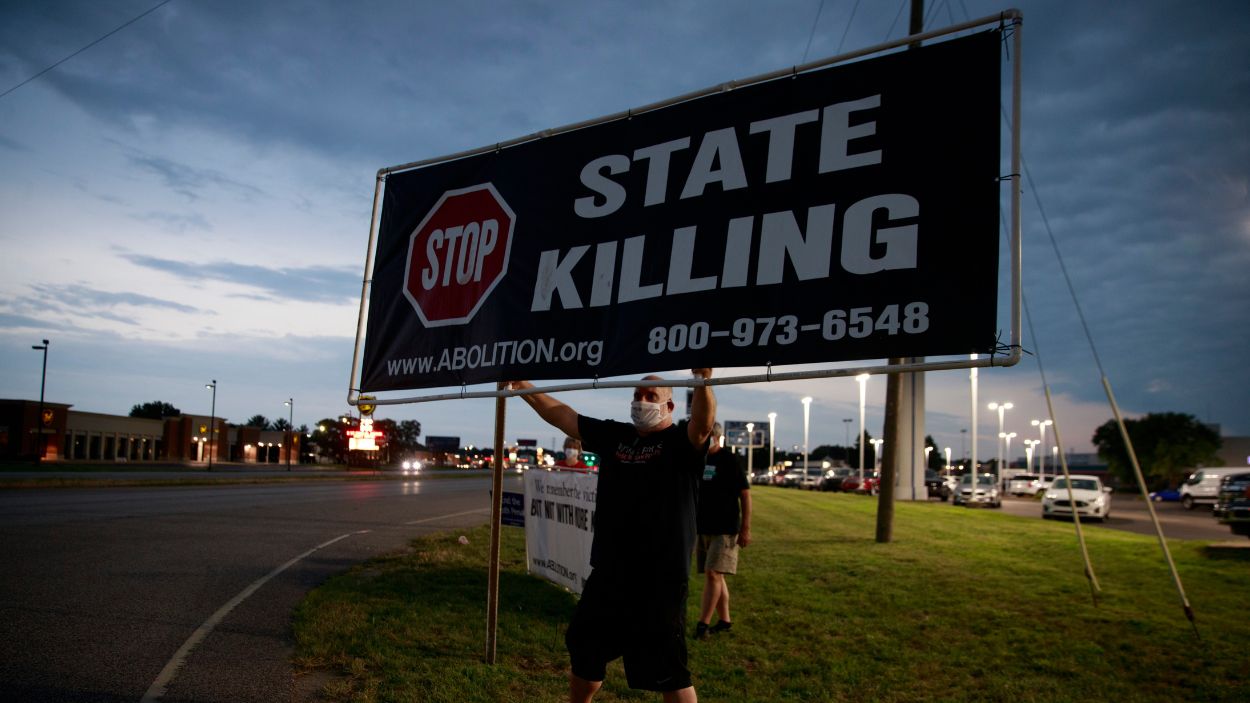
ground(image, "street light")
xmin=987 ymin=401 xmax=1013 ymax=475
xmin=944 ymin=446 xmax=952 ymax=476
xmin=856 ymin=374 xmax=869 ymax=483
xmin=31 ymin=339 xmax=49 ymax=465
xmin=284 ymin=398 xmax=294 ymax=471
xmin=801 ymin=397 xmax=813 ymax=477
xmin=1023 ymin=439 xmax=1039 ymax=473
xmin=999 ymin=432 xmax=1017 ymax=483
xmin=746 ymin=422 xmax=756 ymax=478
xmin=205 ymin=380 xmax=217 ymax=471
xmin=870 ymin=438 xmax=884 ymax=471
xmin=1031 ymin=419 xmax=1053 ymax=481
xmin=969 ymin=355 xmax=979 ymax=492
xmin=924 ymin=445 xmax=933 ymax=469
xmin=767 ymin=412 xmax=777 ymax=471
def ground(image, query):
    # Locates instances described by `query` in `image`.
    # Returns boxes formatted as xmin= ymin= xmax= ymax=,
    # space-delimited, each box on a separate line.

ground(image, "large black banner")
xmin=360 ymin=30 xmax=1001 ymax=392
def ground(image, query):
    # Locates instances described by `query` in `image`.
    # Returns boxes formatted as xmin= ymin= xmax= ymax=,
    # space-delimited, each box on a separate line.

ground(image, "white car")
xmin=1041 ymin=475 xmax=1112 ymax=521
xmin=1006 ymin=473 xmax=1041 ymax=496
xmin=954 ymin=473 xmax=1001 ymax=508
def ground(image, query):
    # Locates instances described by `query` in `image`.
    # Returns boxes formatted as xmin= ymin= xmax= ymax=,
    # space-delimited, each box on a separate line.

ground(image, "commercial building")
xmin=0 ymin=399 xmax=300 ymax=465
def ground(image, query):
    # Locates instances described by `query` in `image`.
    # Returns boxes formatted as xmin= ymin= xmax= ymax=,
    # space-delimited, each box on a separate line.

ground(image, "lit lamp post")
xmin=801 ymin=397 xmax=813 ymax=477
xmin=284 ymin=398 xmax=294 ymax=471
xmin=969 ymin=355 xmax=979 ymax=492
xmin=924 ymin=445 xmax=933 ymax=470
xmin=1052 ymin=446 xmax=1059 ymax=475
xmin=1031 ymin=419 xmax=1053 ymax=481
xmin=944 ymin=446 xmax=952 ymax=476
xmin=987 ymin=401 xmax=1013 ymax=476
xmin=745 ymin=422 xmax=755 ymax=478
xmin=870 ymin=438 xmax=884 ymax=472
xmin=31 ymin=339 xmax=49 ymax=464
xmin=856 ymin=374 xmax=869 ymax=483
xmin=767 ymin=412 xmax=777 ymax=471
xmin=205 ymin=380 xmax=217 ymax=471
xmin=999 ymin=432 xmax=1017 ymax=484
xmin=1024 ymin=438 xmax=1039 ymax=472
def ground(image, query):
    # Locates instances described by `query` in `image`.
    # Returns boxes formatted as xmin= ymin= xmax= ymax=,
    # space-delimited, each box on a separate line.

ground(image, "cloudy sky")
xmin=1 ymin=0 xmax=1247 ymax=462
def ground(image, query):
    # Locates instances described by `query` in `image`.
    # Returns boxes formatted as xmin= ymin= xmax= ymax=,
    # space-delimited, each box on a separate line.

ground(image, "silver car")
xmin=954 ymin=473 xmax=1001 ymax=508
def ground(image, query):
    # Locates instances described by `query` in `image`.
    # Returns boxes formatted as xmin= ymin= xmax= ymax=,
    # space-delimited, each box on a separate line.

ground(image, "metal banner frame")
xmin=347 ymin=10 xmax=1023 ymax=410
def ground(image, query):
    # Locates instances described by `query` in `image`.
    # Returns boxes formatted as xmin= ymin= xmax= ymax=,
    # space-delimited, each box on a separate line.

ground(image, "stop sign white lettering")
xmin=403 ymin=183 xmax=515 ymax=327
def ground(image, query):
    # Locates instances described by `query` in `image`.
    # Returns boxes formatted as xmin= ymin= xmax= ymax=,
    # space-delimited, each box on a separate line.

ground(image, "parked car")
xmin=953 ymin=473 xmax=1001 ymax=507
xmin=924 ymin=470 xmax=951 ymax=501
xmin=1041 ymin=475 xmax=1112 ymax=521
xmin=1180 ymin=467 xmax=1246 ymax=510
xmin=1212 ymin=471 xmax=1250 ymax=539
xmin=1149 ymin=488 xmax=1181 ymax=502
xmin=780 ymin=469 xmax=806 ymax=487
xmin=821 ymin=467 xmax=854 ymax=492
xmin=800 ymin=467 xmax=825 ymax=490
xmin=1007 ymin=473 xmax=1040 ymax=496
xmin=1033 ymin=475 xmax=1057 ymax=496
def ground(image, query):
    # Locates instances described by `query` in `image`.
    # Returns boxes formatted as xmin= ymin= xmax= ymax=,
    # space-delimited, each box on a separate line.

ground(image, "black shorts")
xmin=565 ymin=571 xmax=691 ymax=692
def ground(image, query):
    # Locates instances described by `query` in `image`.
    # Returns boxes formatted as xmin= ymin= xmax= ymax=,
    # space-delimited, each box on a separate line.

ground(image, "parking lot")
xmin=996 ymin=494 xmax=1237 ymax=541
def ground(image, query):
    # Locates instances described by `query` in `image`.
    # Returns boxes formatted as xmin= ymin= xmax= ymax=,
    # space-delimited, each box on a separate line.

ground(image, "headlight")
xmin=402 ymin=460 xmax=412 ymax=470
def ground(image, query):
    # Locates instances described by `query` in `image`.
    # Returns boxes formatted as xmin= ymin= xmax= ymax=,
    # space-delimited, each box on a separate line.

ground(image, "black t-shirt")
xmin=697 ymin=448 xmax=750 ymax=535
xmin=578 ymin=415 xmax=706 ymax=583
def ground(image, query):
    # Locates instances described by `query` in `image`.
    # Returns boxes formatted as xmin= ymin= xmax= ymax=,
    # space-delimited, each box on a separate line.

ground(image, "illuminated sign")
xmin=347 ymin=417 xmax=384 ymax=451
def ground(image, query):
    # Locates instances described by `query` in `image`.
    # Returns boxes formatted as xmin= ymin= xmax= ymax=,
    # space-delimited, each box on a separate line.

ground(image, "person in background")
xmin=556 ymin=436 xmax=590 ymax=471
xmin=693 ymin=422 xmax=752 ymax=639
xmin=510 ymin=370 xmax=715 ymax=703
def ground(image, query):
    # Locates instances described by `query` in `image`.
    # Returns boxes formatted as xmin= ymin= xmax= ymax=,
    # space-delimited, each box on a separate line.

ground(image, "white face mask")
xmin=631 ymin=400 xmax=666 ymax=430
xmin=565 ymin=449 xmax=580 ymax=462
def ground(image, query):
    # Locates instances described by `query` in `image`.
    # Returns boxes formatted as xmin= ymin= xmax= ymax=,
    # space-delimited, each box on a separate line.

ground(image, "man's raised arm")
xmin=509 ymin=381 xmax=580 ymax=439
xmin=688 ymin=368 xmax=716 ymax=448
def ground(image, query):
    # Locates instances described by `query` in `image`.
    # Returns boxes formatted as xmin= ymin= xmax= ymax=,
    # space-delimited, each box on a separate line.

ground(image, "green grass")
xmin=292 ymin=488 xmax=1250 ymax=702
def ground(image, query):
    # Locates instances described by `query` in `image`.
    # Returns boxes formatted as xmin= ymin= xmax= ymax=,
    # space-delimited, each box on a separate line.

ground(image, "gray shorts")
xmin=696 ymin=534 xmax=739 ymax=574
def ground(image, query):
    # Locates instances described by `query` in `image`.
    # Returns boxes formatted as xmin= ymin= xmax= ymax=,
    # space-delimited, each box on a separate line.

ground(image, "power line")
xmin=835 ymin=0 xmax=863 ymax=55
xmin=0 ymin=0 xmax=175 ymax=102
xmin=801 ymin=0 xmax=830 ymax=64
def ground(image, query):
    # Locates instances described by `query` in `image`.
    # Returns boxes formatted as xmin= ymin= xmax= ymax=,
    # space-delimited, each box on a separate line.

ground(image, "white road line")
xmin=140 ymin=529 xmax=370 ymax=703
xmin=405 ymin=507 xmax=490 ymax=525
xmin=141 ymin=507 xmax=492 ymax=702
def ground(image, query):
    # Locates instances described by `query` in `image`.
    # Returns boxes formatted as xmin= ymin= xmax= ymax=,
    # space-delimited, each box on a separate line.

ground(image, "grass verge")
xmin=293 ymin=488 xmax=1250 ymax=702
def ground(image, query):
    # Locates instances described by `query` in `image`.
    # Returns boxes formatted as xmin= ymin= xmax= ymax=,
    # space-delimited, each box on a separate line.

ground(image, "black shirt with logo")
xmin=578 ymin=415 xmax=706 ymax=583
xmin=697 ymin=448 xmax=749 ymax=535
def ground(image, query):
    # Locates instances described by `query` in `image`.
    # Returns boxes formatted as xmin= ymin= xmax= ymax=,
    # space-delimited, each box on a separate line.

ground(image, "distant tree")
xmin=245 ymin=415 xmax=272 ymax=430
xmin=390 ymin=420 xmax=423 ymax=454
xmin=810 ymin=444 xmax=839 ymax=461
xmin=313 ymin=418 xmax=346 ymax=463
xmin=1092 ymin=412 xmax=1221 ymax=489
xmin=272 ymin=418 xmax=291 ymax=431
xmin=925 ymin=435 xmax=943 ymax=471
xmin=130 ymin=401 xmax=181 ymax=419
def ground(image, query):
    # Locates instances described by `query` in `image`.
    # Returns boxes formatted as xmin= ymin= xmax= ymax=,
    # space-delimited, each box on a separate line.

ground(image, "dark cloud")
xmin=129 ymin=210 xmax=211 ymax=233
xmin=124 ymin=152 xmax=264 ymax=202
xmin=29 ymin=283 xmax=199 ymax=314
xmin=119 ymin=253 xmax=358 ymax=304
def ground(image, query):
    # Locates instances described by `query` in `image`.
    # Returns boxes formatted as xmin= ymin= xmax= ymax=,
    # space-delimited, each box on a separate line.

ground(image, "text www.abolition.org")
xmin=386 ymin=337 xmax=604 ymax=376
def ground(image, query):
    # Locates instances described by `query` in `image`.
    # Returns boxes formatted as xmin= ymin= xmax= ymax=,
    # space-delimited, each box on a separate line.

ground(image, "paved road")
xmin=0 ymin=475 xmax=516 ymax=702
xmin=995 ymin=494 xmax=1236 ymax=541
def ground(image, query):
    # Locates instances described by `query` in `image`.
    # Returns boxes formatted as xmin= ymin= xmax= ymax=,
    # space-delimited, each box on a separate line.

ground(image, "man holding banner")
xmin=511 ymin=369 xmax=715 ymax=703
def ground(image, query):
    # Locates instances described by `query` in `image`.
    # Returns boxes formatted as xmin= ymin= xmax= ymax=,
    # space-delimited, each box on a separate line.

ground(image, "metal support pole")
xmin=1102 ymin=377 xmax=1197 ymax=634
xmin=486 ymin=382 xmax=507 ymax=663
xmin=31 ymin=339 xmax=49 ymax=465
xmin=206 ymin=380 xmax=217 ymax=471
xmin=286 ymin=398 xmax=294 ymax=471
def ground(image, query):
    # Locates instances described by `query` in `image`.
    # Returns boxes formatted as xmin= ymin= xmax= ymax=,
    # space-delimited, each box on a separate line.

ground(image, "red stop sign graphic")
xmin=403 ymin=183 xmax=515 ymax=327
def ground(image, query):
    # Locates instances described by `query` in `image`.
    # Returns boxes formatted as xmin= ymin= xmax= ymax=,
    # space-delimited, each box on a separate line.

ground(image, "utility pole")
xmin=876 ymin=0 xmax=924 ymax=543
